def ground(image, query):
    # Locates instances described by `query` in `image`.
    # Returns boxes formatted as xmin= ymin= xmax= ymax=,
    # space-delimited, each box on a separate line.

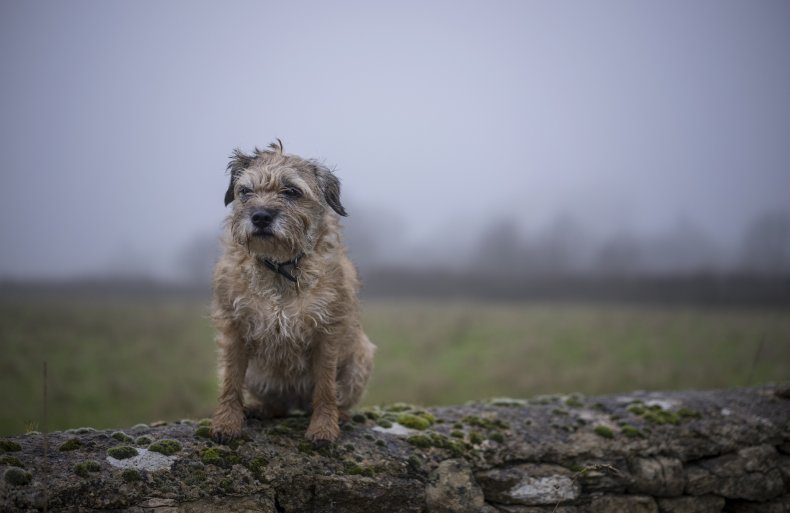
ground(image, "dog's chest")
xmin=235 ymin=289 xmax=333 ymax=376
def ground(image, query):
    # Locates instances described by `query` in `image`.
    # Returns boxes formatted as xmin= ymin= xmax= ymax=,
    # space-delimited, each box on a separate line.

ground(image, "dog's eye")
xmin=238 ymin=186 xmax=253 ymax=197
xmin=282 ymin=187 xmax=302 ymax=199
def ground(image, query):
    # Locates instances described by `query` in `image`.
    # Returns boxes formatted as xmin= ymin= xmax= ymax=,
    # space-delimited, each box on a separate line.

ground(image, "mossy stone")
xmin=148 ymin=439 xmax=181 ymax=456
xmin=385 ymin=402 xmax=415 ymax=412
xmin=345 ymin=462 xmax=374 ymax=477
xmin=406 ymin=434 xmax=432 ymax=448
xmin=564 ymin=397 xmax=584 ymax=408
xmin=469 ymin=432 xmax=484 ymax=444
xmin=108 ymin=446 xmax=138 ymax=459
xmin=195 ymin=426 xmax=212 ymax=438
xmin=0 ymin=440 xmax=21 ymax=452
xmin=450 ymin=430 xmax=464 ymax=438
xmin=58 ymin=438 xmax=81 ymax=451
xmin=198 ymin=418 xmax=212 ymax=427
xmin=377 ymin=419 xmax=393 ymax=429
xmin=73 ymin=460 xmax=101 ymax=478
xmin=397 ymin=414 xmax=432 ymax=430
xmin=489 ymin=431 xmax=505 ymax=443
xmin=594 ymin=425 xmax=614 ymax=439
xmin=121 ymin=468 xmax=142 ymax=482
xmin=621 ymin=425 xmax=644 ymax=438
xmin=112 ymin=431 xmax=133 ymax=443
xmin=4 ymin=467 xmax=32 ymax=486
xmin=200 ymin=447 xmax=222 ymax=465
xmin=135 ymin=436 xmax=153 ymax=445
xmin=351 ymin=413 xmax=367 ymax=424
xmin=0 ymin=455 xmax=23 ymax=467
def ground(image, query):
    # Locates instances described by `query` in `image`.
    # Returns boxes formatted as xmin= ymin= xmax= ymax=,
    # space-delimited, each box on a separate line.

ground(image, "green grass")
xmin=1 ymin=298 xmax=788 ymax=435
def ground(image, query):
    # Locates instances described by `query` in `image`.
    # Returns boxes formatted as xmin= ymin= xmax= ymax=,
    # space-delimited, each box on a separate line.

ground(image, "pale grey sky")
xmin=1 ymin=1 xmax=789 ymax=278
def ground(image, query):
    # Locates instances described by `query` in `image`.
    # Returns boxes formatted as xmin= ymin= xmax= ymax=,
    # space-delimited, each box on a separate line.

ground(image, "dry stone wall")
xmin=1 ymin=385 xmax=789 ymax=512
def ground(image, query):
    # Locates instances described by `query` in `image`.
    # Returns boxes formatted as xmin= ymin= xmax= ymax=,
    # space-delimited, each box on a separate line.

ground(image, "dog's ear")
xmin=224 ymin=149 xmax=255 ymax=206
xmin=311 ymin=162 xmax=348 ymax=217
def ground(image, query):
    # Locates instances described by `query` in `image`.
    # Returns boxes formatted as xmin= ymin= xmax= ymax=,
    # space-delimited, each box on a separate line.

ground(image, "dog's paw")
xmin=305 ymin=417 xmax=340 ymax=444
xmin=212 ymin=409 xmax=245 ymax=444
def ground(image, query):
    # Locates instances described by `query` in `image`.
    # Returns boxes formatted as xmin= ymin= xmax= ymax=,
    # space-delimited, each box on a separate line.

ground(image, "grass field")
xmin=1 ymin=298 xmax=788 ymax=435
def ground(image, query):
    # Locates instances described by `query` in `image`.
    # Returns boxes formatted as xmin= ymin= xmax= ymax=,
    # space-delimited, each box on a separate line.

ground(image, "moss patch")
xmin=344 ymin=462 xmax=375 ymax=477
xmin=195 ymin=426 xmax=212 ymax=438
xmin=0 ymin=455 xmax=23 ymax=467
xmin=621 ymin=425 xmax=644 ymax=438
xmin=73 ymin=460 xmax=101 ymax=478
xmin=148 ymin=439 xmax=182 ymax=456
xmin=199 ymin=447 xmax=240 ymax=467
xmin=4 ymin=467 xmax=32 ymax=486
xmin=564 ymin=396 xmax=584 ymax=408
xmin=351 ymin=413 xmax=367 ymax=424
xmin=121 ymin=468 xmax=142 ymax=482
xmin=112 ymin=431 xmax=133 ymax=443
xmin=406 ymin=432 xmax=465 ymax=456
xmin=489 ymin=431 xmax=505 ymax=443
xmin=397 ymin=413 xmax=432 ymax=430
xmin=107 ymin=446 xmax=138 ymax=460
xmin=462 ymin=415 xmax=509 ymax=430
xmin=594 ymin=425 xmax=614 ymax=439
xmin=0 ymin=440 xmax=22 ymax=452
xmin=135 ymin=436 xmax=152 ymax=445
xmin=58 ymin=438 xmax=82 ymax=451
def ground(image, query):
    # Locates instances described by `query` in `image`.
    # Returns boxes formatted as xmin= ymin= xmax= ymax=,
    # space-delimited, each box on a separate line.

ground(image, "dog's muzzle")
xmin=250 ymin=208 xmax=279 ymax=237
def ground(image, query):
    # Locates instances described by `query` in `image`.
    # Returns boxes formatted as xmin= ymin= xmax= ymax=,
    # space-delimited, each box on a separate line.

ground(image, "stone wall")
xmin=1 ymin=385 xmax=788 ymax=512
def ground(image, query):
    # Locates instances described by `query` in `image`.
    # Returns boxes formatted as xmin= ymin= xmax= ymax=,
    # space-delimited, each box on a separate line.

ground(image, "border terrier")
xmin=210 ymin=140 xmax=375 ymax=444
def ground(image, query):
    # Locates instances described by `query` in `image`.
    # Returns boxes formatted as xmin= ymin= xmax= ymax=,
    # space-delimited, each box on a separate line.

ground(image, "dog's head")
xmin=222 ymin=140 xmax=347 ymax=260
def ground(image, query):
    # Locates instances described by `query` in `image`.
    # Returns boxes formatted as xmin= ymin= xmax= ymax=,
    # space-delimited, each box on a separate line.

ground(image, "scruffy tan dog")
xmin=210 ymin=140 xmax=375 ymax=444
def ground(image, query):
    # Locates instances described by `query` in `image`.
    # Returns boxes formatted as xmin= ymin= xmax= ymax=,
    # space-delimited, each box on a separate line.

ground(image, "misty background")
xmin=1 ymin=0 xmax=789 ymax=298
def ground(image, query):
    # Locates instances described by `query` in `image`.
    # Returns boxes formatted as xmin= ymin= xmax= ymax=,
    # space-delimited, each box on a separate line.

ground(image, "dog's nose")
xmin=251 ymin=208 xmax=279 ymax=228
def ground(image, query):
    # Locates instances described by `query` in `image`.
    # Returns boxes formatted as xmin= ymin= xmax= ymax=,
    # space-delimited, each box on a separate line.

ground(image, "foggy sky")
xmin=1 ymin=1 xmax=789 ymax=278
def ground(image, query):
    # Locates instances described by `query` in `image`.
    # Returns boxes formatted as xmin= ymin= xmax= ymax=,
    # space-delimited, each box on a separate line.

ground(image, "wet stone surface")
xmin=0 ymin=384 xmax=788 ymax=512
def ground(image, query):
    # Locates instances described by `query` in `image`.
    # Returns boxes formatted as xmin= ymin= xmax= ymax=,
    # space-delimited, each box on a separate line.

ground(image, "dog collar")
xmin=259 ymin=253 xmax=304 ymax=285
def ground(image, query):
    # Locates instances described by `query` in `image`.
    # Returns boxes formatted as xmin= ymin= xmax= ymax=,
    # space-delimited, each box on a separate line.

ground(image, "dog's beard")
xmin=232 ymin=214 xmax=308 ymax=262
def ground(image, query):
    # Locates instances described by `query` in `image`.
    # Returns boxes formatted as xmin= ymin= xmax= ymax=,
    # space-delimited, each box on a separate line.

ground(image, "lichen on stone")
xmin=108 ymin=446 xmax=139 ymax=460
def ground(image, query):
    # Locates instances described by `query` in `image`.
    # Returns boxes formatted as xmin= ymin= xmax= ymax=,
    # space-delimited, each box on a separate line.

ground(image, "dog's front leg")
xmin=305 ymin=339 xmax=340 ymax=444
xmin=211 ymin=328 xmax=249 ymax=443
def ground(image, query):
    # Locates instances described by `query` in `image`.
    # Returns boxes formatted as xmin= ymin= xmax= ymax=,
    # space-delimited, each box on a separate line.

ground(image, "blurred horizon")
xmin=2 ymin=1 xmax=790 ymax=284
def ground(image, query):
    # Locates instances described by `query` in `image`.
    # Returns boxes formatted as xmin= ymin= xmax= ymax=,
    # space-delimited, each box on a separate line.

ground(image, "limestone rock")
xmin=426 ymin=459 xmax=486 ymax=513
xmin=476 ymin=464 xmax=580 ymax=506
xmin=628 ymin=456 xmax=685 ymax=496
xmin=656 ymin=495 xmax=724 ymax=513
xmin=588 ymin=495 xmax=658 ymax=513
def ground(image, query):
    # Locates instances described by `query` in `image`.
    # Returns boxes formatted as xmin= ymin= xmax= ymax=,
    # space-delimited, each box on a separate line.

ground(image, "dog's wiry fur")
xmin=211 ymin=140 xmax=375 ymax=444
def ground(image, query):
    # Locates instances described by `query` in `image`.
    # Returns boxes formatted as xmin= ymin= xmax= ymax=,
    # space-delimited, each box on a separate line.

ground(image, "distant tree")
xmin=738 ymin=211 xmax=790 ymax=275
xmin=471 ymin=219 xmax=527 ymax=276
xmin=595 ymin=233 xmax=643 ymax=276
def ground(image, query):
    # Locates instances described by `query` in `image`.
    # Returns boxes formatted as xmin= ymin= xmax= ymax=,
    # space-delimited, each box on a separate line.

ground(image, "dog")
xmin=210 ymin=140 xmax=375 ymax=444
